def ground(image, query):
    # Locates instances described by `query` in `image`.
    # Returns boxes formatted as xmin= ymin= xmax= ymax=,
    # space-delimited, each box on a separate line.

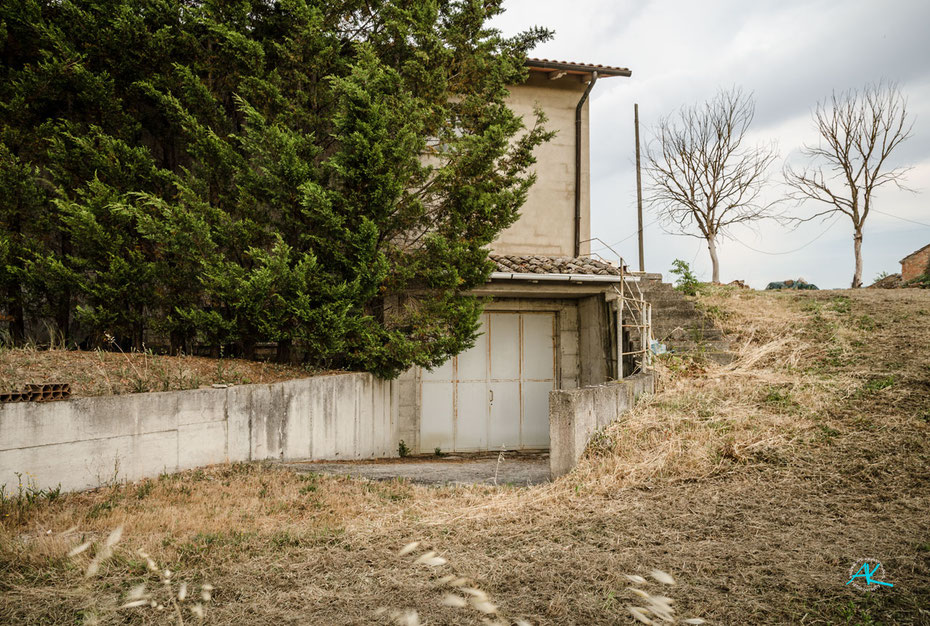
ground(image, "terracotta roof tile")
xmin=526 ymin=57 xmax=631 ymax=76
xmin=490 ymin=254 xmax=623 ymax=276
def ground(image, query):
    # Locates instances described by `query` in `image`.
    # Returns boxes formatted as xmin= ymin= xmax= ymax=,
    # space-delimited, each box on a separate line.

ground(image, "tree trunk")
xmin=852 ymin=229 xmax=863 ymax=288
xmin=241 ymin=337 xmax=256 ymax=361
xmin=133 ymin=320 xmax=145 ymax=352
xmin=55 ymin=232 xmax=72 ymax=343
xmin=169 ymin=329 xmax=184 ymax=356
xmin=275 ymin=338 xmax=292 ymax=364
xmin=6 ymin=281 xmax=25 ymax=345
xmin=7 ymin=211 xmax=25 ymax=344
xmin=707 ymin=235 xmax=721 ymax=283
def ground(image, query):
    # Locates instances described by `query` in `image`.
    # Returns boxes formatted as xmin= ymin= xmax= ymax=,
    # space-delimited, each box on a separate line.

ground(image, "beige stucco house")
xmin=397 ymin=58 xmax=633 ymax=454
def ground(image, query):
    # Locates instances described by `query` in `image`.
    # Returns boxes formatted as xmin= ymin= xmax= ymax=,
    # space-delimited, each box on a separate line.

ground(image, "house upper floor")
xmin=491 ymin=58 xmax=630 ymax=259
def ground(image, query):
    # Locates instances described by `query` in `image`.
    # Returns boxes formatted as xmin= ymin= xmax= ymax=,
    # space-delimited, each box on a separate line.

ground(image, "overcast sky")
xmin=492 ymin=0 xmax=930 ymax=288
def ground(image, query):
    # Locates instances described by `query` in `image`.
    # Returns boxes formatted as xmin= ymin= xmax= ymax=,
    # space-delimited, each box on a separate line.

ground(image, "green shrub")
xmin=669 ymin=259 xmax=701 ymax=296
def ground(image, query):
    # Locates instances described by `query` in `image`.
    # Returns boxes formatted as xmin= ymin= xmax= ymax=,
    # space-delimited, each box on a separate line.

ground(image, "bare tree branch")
xmin=784 ymin=82 xmax=913 ymax=287
xmin=644 ymin=87 xmax=780 ymax=282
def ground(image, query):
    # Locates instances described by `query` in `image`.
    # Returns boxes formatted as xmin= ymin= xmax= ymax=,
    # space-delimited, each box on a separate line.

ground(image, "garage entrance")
xmin=419 ymin=312 xmax=556 ymax=452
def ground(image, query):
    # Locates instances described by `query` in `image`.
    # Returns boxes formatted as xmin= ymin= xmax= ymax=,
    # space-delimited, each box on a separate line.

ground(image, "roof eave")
xmin=900 ymin=242 xmax=930 ymax=264
xmin=489 ymin=271 xmax=627 ymax=283
xmin=525 ymin=59 xmax=631 ymax=78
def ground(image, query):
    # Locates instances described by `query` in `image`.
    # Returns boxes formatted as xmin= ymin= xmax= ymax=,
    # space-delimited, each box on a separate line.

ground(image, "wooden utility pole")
xmin=634 ymin=103 xmax=645 ymax=272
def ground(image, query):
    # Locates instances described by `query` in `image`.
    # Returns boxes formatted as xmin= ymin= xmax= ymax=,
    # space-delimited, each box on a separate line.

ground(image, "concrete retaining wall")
xmin=549 ymin=372 xmax=654 ymax=478
xmin=2 ymin=367 xmax=654 ymax=492
xmin=0 ymin=373 xmax=396 ymax=493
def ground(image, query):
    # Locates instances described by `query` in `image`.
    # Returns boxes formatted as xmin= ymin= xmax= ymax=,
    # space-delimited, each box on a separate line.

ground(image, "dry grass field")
xmin=0 ymin=348 xmax=320 ymax=396
xmin=2 ymin=288 xmax=929 ymax=625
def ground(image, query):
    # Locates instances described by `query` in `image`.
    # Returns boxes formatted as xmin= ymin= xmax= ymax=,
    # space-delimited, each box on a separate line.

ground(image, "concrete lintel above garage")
xmin=472 ymin=280 xmax=617 ymax=299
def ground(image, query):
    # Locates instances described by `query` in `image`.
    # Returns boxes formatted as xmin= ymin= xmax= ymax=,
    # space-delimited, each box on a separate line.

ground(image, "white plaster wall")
xmin=0 ymin=373 xmax=396 ymax=493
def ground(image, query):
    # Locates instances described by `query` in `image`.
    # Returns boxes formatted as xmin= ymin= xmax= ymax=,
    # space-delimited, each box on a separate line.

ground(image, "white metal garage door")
xmin=419 ymin=312 xmax=556 ymax=452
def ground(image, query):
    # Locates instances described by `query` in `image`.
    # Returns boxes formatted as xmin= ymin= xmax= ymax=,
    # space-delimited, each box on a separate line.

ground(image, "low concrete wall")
xmin=549 ymin=372 xmax=654 ymax=478
xmin=0 ymin=373 xmax=396 ymax=493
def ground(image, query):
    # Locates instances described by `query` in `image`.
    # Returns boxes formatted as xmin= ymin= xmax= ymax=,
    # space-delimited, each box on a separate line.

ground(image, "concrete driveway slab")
xmin=282 ymin=451 xmax=550 ymax=486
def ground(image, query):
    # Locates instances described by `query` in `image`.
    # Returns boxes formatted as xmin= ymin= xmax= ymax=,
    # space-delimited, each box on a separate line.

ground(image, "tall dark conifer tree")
xmin=0 ymin=0 xmax=552 ymax=377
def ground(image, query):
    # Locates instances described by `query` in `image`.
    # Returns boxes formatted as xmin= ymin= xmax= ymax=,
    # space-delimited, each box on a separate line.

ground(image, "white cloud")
xmin=494 ymin=0 xmax=930 ymax=288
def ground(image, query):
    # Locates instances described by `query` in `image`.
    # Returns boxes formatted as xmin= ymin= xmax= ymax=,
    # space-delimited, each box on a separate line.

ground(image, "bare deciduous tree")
xmin=646 ymin=87 xmax=779 ymax=283
xmin=785 ymin=82 xmax=913 ymax=288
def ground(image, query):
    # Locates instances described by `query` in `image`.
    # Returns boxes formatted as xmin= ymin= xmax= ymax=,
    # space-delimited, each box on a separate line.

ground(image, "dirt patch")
xmin=0 ymin=348 xmax=333 ymax=397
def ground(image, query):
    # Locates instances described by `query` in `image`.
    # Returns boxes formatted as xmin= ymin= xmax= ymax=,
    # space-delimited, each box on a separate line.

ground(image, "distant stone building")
xmin=900 ymin=243 xmax=930 ymax=281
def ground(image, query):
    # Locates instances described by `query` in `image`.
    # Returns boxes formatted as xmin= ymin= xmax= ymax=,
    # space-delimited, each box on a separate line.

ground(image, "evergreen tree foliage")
xmin=0 ymin=0 xmax=552 ymax=377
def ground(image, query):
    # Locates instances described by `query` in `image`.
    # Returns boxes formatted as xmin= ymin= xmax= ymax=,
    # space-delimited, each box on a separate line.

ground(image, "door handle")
xmin=489 ymin=389 xmax=494 ymax=405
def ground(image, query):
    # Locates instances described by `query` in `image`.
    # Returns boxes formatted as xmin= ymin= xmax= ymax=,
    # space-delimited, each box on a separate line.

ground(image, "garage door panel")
xmin=455 ymin=382 xmax=488 ymax=450
xmin=489 ymin=381 xmax=521 ymax=450
xmin=522 ymin=313 xmax=555 ymax=381
xmin=522 ymin=381 xmax=553 ymax=448
xmin=458 ymin=314 xmax=489 ymax=381
xmin=421 ymin=359 xmax=454 ymax=382
xmin=420 ymin=310 xmax=557 ymax=452
xmin=419 ymin=383 xmax=454 ymax=452
xmin=489 ymin=313 xmax=520 ymax=380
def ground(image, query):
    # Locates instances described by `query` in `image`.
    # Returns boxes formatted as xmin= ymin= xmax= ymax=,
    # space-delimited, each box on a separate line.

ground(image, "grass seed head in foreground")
xmin=56 ymin=524 xmax=214 ymax=624
xmin=378 ymin=541 xmax=534 ymax=624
